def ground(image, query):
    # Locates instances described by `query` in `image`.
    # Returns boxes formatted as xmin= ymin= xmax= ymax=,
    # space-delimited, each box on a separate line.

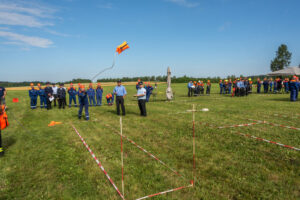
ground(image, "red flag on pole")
xmin=12 ymin=98 xmax=19 ymax=103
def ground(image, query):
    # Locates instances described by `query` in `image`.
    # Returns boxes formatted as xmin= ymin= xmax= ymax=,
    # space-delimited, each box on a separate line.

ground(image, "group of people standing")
xmin=187 ymin=80 xmax=211 ymax=96
xmin=258 ymin=76 xmax=300 ymax=101
xmin=29 ymin=82 xmax=104 ymax=110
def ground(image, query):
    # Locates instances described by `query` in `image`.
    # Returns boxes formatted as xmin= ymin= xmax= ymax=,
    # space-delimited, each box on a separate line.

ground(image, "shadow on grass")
xmin=268 ymin=98 xmax=294 ymax=102
xmin=3 ymin=136 xmax=16 ymax=149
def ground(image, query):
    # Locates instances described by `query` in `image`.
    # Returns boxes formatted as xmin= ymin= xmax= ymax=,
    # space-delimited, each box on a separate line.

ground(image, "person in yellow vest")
xmin=0 ymin=102 xmax=9 ymax=156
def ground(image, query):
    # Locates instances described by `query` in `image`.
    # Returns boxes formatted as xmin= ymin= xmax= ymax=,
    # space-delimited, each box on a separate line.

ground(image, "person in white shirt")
xmin=134 ymin=81 xmax=147 ymax=117
xmin=52 ymin=83 xmax=58 ymax=107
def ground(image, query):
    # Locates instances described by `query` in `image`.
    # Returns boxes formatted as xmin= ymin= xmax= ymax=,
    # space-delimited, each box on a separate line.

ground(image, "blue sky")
xmin=0 ymin=0 xmax=299 ymax=82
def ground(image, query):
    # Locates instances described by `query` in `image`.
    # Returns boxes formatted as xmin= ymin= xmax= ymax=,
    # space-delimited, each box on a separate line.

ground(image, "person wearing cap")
xmin=134 ymin=82 xmax=147 ymax=116
xmin=52 ymin=83 xmax=58 ymax=107
xmin=78 ymin=85 xmax=89 ymax=120
xmin=0 ymin=85 xmax=6 ymax=106
xmin=96 ymin=83 xmax=103 ymax=106
xmin=87 ymin=83 xmax=96 ymax=106
xmin=113 ymin=80 xmax=127 ymax=116
xmin=68 ymin=83 xmax=77 ymax=108
xmin=57 ymin=84 xmax=66 ymax=109
xmin=44 ymin=82 xmax=53 ymax=109
xmin=29 ymin=83 xmax=38 ymax=109
xmin=37 ymin=83 xmax=47 ymax=108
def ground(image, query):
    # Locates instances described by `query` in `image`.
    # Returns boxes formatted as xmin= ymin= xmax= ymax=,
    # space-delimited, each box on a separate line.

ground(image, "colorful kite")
xmin=91 ymin=41 xmax=130 ymax=81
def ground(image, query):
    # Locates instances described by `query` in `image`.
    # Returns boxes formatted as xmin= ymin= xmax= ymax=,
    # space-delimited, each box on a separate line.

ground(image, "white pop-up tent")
xmin=268 ymin=66 xmax=300 ymax=76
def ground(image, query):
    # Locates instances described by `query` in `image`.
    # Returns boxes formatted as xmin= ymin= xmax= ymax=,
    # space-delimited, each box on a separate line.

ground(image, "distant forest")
xmin=0 ymin=75 xmax=269 ymax=87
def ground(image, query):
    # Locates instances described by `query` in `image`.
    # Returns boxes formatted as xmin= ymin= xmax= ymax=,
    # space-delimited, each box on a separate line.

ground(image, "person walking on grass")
xmin=113 ymin=80 xmax=127 ymax=116
xmin=134 ymin=81 xmax=147 ymax=117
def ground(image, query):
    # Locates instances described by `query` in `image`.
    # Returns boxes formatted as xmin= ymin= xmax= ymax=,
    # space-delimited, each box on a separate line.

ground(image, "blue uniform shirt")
xmin=0 ymin=87 xmax=6 ymax=97
xmin=87 ymin=88 xmax=95 ymax=96
xmin=68 ymin=87 xmax=77 ymax=96
xmin=29 ymin=88 xmax=38 ymax=99
xmin=96 ymin=87 xmax=103 ymax=96
xmin=188 ymin=82 xmax=193 ymax=88
xmin=113 ymin=85 xmax=127 ymax=97
xmin=37 ymin=88 xmax=45 ymax=96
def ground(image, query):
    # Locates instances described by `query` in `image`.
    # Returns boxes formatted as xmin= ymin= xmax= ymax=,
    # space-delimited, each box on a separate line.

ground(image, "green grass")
xmin=0 ymin=83 xmax=299 ymax=200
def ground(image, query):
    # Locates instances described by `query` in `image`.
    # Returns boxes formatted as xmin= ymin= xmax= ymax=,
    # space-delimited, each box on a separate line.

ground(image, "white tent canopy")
xmin=267 ymin=66 xmax=300 ymax=76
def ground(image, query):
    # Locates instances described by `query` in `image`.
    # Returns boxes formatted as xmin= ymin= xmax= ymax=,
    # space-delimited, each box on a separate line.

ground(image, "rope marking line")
xmin=103 ymin=123 xmax=188 ymax=181
xmin=234 ymin=131 xmax=300 ymax=151
xmin=199 ymin=121 xmax=263 ymax=129
xmin=248 ymin=119 xmax=300 ymax=131
xmin=135 ymin=184 xmax=193 ymax=200
xmin=72 ymin=125 xmax=125 ymax=200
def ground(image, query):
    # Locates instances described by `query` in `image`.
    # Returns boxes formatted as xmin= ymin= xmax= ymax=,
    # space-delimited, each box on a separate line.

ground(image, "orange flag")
xmin=116 ymin=41 xmax=129 ymax=54
xmin=48 ymin=121 xmax=62 ymax=127
xmin=12 ymin=98 xmax=19 ymax=103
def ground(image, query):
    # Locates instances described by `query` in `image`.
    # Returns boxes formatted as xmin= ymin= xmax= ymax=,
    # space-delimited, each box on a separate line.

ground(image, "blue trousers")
xmin=220 ymin=87 xmax=223 ymax=94
xmin=89 ymin=96 xmax=96 ymax=106
xmin=30 ymin=98 xmax=37 ymax=109
xmin=69 ymin=96 xmax=77 ymax=107
xmin=96 ymin=95 xmax=102 ymax=106
xmin=228 ymin=87 xmax=232 ymax=94
xmin=290 ymin=90 xmax=297 ymax=101
xmin=146 ymin=94 xmax=151 ymax=102
xmin=78 ymin=103 xmax=89 ymax=120
xmin=257 ymin=86 xmax=261 ymax=93
xmin=39 ymin=96 xmax=47 ymax=108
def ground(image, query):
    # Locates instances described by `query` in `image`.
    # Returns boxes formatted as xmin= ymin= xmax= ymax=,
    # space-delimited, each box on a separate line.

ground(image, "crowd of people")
xmin=187 ymin=76 xmax=300 ymax=101
xmin=27 ymin=80 xmax=156 ymax=120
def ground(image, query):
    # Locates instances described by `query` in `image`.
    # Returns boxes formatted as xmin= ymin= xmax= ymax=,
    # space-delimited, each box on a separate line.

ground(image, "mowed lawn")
xmin=0 ymin=83 xmax=299 ymax=200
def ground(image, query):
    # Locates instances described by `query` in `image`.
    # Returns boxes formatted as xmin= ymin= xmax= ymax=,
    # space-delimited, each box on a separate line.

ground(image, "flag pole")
xmin=192 ymin=104 xmax=196 ymax=186
xmin=120 ymin=117 xmax=124 ymax=197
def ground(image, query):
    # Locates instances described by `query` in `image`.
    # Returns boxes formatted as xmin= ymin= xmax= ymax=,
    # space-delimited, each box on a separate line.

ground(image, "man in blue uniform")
xmin=145 ymin=83 xmax=153 ymax=102
xmin=257 ymin=78 xmax=261 ymax=93
xmin=219 ymin=80 xmax=223 ymax=94
xmin=96 ymin=83 xmax=103 ymax=106
xmin=87 ymin=83 xmax=96 ymax=106
xmin=44 ymin=82 xmax=53 ymax=110
xmin=78 ymin=85 xmax=89 ymax=120
xmin=263 ymin=78 xmax=269 ymax=93
xmin=68 ymin=83 xmax=77 ymax=107
xmin=29 ymin=83 xmax=38 ymax=109
xmin=37 ymin=83 xmax=47 ymax=108
xmin=228 ymin=79 xmax=232 ymax=94
xmin=113 ymin=80 xmax=127 ymax=116
xmin=0 ymin=86 xmax=6 ymax=106
xmin=289 ymin=76 xmax=298 ymax=101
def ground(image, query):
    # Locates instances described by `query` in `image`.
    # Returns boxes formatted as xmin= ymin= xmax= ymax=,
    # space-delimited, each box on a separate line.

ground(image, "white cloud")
xmin=0 ymin=12 xmax=53 ymax=27
xmin=0 ymin=1 xmax=55 ymax=27
xmin=98 ymin=3 xmax=113 ymax=9
xmin=166 ymin=0 xmax=199 ymax=8
xmin=0 ymin=30 xmax=53 ymax=48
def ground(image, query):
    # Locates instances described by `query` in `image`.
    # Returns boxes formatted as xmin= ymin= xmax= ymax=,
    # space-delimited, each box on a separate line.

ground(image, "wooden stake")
xmin=192 ymin=104 xmax=196 ymax=186
xmin=120 ymin=117 xmax=124 ymax=197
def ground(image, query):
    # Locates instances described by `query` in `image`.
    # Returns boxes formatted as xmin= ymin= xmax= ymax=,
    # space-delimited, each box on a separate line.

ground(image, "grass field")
xmin=0 ymin=83 xmax=299 ymax=200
